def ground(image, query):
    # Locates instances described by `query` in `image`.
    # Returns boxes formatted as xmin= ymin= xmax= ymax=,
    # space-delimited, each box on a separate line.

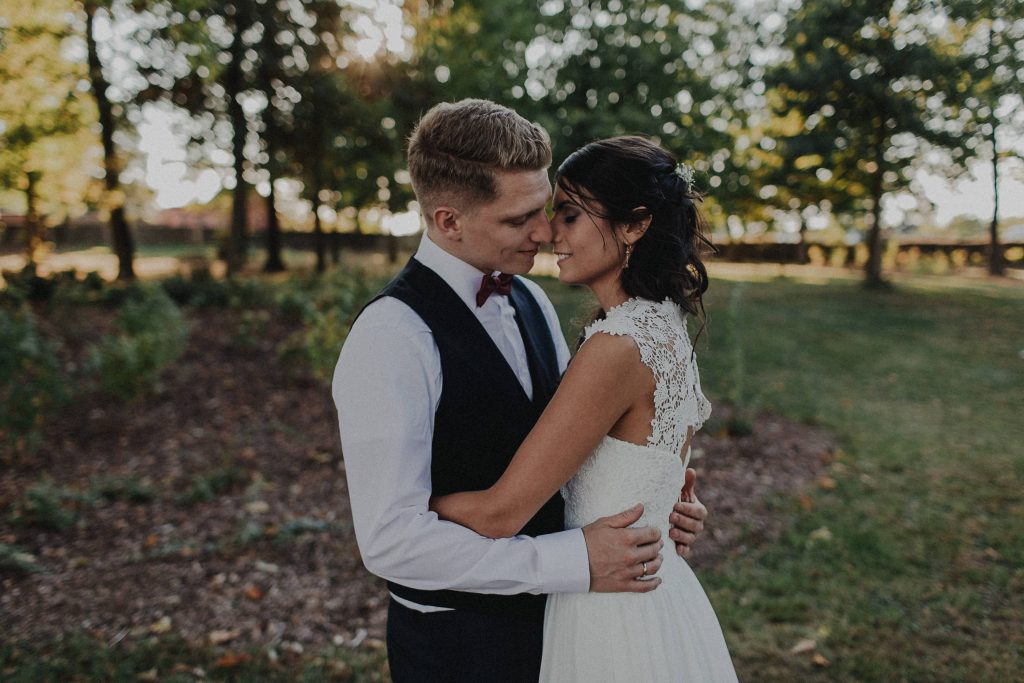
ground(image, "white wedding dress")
xmin=540 ymin=298 xmax=738 ymax=682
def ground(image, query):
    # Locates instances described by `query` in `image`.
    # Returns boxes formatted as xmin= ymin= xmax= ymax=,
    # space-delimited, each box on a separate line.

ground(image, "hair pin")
xmin=674 ymin=162 xmax=695 ymax=192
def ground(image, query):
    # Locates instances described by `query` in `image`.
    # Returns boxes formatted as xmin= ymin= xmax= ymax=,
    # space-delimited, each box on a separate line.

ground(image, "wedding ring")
xmin=641 ymin=561 xmax=648 ymax=578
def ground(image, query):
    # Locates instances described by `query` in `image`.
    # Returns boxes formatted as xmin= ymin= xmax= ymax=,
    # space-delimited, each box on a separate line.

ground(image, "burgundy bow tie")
xmin=476 ymin=272 xmax=514 ymax=307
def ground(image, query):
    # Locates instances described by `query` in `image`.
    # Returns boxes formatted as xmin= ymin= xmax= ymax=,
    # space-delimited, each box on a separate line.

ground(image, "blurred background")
xmin=1 ymin=0 xmax=1022 ymax=680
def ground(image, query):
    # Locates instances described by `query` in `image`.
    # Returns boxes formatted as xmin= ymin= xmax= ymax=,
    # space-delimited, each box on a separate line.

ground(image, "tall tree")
xmin=0 ymin=0 xmax=98 ymax=262
xmin=766 ymin=0 xmax=962 ymax=287
xmin=82 ymin=0 xmax=135 ymax=279
xmin=944 ymin=0 xmax=1024 ymax=275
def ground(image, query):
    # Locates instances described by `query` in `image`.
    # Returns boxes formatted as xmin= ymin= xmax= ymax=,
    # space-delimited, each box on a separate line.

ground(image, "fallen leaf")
xmin=144 ymin=535 xmax=158 ymax=548
xmin=808 ymin=527 xmax=833 ymax=543
xmin=812 ymin=653 xmax=831 ymax=667
xmin=209 ymin=629 xmax=241 ymax=645
xmin=984 ymin=547 xmax=1002 ymax=561
xmin=308 ymin=450 xmax=333 ymax=464
xmin=243 ymin=585 xmax=263 ymax=601
xmin=244 ymin=500 xmax=269 ymax=514
xmin=798 ymin=494 xmax=815 ymax=511
xmin=137 ymin=669 xmax=158 ymax=681
xmin=817 ymin=476 xmax=837 ymax=490
xmin=149 ymin=616 xmax=172 ymax=634
xmin=789 ymin=638 xmax=816 ymax=655
xmin=214 ymin=652 xmax=251 ymax=668
xmin=254 ymin=560 xmax=279 ymax=574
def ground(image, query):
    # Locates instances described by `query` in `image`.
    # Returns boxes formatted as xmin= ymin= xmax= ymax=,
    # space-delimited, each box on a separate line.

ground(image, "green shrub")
xmin=89 ymin=476 xmax=155 ymax=504
xmin=0 ymin=306 xmax=68 ymax=456
xmin=160 ymin=270 xmax=273 ymax=309
xmin=275 ymin=270 xmax=385 ymax=382
xmin=88 ymin=286 xmax=189 ymax=399
xmin=0 ymin=541 xmax=42 ymax=575
xmin=7 ymin=481 xmax=78 ymax=531
xmin=176 ymin=464 xmax=248 ymax=506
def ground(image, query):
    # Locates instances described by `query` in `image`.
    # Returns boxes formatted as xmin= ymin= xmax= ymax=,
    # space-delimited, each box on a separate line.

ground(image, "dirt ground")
xmin=1 ymin=305 xmax=836 ymax=655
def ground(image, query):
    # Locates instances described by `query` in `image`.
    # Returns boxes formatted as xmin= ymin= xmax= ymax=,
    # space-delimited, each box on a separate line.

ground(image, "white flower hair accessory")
xmin=674 ymin=162 xmax=696 ymax=192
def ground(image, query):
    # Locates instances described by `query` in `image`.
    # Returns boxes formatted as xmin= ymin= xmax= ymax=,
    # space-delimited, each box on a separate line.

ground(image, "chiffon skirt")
xmin=539 ymin=555 xmax=738 ymax=682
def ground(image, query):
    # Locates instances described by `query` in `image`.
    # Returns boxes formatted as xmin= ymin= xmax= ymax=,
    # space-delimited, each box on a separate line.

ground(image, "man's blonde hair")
xmin=407 ymin=99 xmax=552 ymax=213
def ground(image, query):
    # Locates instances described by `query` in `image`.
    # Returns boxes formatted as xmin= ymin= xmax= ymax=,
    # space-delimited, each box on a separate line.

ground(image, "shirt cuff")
xmin=534 ymin=528 xmax=590 ymax=594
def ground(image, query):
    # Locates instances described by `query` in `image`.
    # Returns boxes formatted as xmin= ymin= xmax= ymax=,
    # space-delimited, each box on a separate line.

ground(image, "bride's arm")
xmin=430 ymin=333 xmax=648 ymax=538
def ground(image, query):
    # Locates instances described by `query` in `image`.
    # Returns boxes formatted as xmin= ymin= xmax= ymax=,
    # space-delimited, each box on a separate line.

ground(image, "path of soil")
xmin=1 ymin=306 xmax=836 ymax=655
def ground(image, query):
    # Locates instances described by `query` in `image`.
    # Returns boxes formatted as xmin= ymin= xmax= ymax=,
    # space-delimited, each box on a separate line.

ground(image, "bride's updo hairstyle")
xmin=555 ymin=135 xmax=712 ymax=322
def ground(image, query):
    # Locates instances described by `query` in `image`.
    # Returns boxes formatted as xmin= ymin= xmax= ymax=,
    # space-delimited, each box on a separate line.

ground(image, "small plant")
xmin=89 ymin=476 xmax=156 ymax=504
xmin=233 ymin=310 xmax=271 ymax=350
xmin=0 ymin=306 xmax=68 ymax=457
xmin=274 ymin=270 xmax=386 ymax=382
xmin=0 ymin=542 xmax=43 ymax=576
xmin=87 ymin=286 xmax=189 ymax=399
xmin=177 ymin=464 xmax=248 ymax=506
xmin=8 ymin=481 xmax=78 ymax=532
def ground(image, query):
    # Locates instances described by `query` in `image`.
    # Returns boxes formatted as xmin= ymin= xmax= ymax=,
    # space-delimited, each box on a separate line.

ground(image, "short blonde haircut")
xmin=407 ymin=99 xmax=552 ymax=213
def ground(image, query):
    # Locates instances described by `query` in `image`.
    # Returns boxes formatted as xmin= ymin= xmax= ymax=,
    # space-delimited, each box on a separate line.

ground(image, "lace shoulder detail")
xmin=583 ymin=298 xmax=711 ymax=453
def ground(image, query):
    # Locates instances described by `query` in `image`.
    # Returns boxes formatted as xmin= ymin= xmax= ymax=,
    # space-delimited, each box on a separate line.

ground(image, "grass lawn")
xmin=645 ymin=271 xmax=1023 ymax=681
xmin=3 ymin=266 xmax=1021 ymax=681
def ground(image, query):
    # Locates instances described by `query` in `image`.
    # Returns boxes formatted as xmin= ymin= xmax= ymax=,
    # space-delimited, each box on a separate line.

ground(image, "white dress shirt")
xmin=333 ymin=232 xmax=589 ymax=612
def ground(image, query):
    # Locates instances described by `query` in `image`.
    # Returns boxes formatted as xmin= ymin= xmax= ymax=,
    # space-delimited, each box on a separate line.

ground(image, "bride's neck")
xmin=591 ymin=279 xmax=630 ymax=313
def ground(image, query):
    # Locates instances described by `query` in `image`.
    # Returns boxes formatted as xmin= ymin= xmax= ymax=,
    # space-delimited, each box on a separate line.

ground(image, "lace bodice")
xmin=562 ymin=298 xmax=712 ymax=534
xmin=583 ymin=297 xmax=710 ymax=456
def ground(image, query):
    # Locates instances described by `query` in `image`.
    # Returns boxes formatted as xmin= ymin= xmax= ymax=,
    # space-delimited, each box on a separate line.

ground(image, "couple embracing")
xmin=334 ymin=99 xmax=737 ymax=682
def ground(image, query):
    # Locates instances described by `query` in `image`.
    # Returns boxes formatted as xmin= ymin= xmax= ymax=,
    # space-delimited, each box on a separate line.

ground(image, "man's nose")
xmin=530 ymin=212 xmax=553 ymax=244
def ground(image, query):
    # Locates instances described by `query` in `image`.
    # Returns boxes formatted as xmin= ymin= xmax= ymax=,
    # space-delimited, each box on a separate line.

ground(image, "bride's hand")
xmin=669 ymin=468 xmax=707 ymax=558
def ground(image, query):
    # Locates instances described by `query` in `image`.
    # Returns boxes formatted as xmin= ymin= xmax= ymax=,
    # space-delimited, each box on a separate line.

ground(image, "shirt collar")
xmin=413 ymin=231 xmax=495 ymax=309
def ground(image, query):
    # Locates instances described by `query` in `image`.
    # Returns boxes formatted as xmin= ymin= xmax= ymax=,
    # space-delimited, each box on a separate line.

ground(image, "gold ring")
xmin=641 ymin=561 xmax=648 ymax=578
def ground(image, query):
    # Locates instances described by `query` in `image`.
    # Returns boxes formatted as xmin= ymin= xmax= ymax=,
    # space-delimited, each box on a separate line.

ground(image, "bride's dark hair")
xmin=555 ymin=136 xmax=713 ymax=337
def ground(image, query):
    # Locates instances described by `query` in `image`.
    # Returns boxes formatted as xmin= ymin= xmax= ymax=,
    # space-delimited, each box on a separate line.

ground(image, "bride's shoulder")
xmin=584 ymin=297 xmax=681 ymax=340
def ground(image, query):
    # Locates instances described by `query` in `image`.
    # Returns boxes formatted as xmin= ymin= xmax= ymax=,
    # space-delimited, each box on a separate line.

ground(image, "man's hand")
xmin=582 ymin=504 xmax=664 ymax=593
xmin=669 ymin=468 xmax=707 ymax=558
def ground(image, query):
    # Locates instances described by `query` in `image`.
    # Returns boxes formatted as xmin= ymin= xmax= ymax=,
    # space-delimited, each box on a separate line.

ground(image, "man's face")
xmin=455 ymin=168 xmax=553 ymax=275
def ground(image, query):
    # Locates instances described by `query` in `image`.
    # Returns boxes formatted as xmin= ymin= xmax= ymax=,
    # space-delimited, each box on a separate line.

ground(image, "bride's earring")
xmin=622 ymin=243 xmax=634 ymax=269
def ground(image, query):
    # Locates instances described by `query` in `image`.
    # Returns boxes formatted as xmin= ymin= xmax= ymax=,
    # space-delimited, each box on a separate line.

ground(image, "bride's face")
xmin=550 ymin=184 xmax=625 ymax=288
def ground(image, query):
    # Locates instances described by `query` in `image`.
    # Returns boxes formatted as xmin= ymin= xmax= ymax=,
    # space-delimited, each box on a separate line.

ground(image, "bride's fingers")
xmin=623 ymin=576 xmax=661 ymax=593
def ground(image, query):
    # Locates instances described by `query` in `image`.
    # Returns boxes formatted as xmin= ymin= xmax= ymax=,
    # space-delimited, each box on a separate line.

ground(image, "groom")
xmin=334 ymin=99 xmax=708 ymax=682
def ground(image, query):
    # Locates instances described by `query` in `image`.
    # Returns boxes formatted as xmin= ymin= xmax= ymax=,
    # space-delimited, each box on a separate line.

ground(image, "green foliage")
xmin=275 ymin=270 xmax=386 ymax=382
xmin=7 ymin=480 xmax=78 ymax=532
xmin=89 ymin=476 xmax=156 ymax=504
xmin=176 ymin=463 xmax=248 ymax=506
xmin=160 ymin=270 xmax=274 ymax=309
xmin=0 ymin=304 xmax=68 ymax=456
xmin=0 ymin=541 xmax=43 ymax=576
xmin=87 ymin=286 xmax=189 ymax=399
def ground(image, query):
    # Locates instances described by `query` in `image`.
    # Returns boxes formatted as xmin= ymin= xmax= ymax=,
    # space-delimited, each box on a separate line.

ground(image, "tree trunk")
xmin=24 ymin=171 xmax=43 ymax=263
xmin=313 ymin=199 xmax=326 ymax=273
xmin=224 ymin=9 xmax=249 ymax=276
xmin=797 ymin=212 xmax=809 ymax=265
xmin=988 ymin=126 xmax=1004 ymax=276
xmin=85 ymin=3 xmax=134 ymax=280
xmin=329 ymin=230 xmax=340 ymax=264
xmin=263 ymin=178 xmax=285 ymax=272
xmin=864 ymin=141 xmax=886 ymax=288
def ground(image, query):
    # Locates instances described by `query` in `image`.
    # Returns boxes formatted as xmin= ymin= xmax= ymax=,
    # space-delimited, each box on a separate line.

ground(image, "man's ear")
xmin=431 ymin=206 xmax=462 ymax=241
xmin=619 ymin=206 xmax=652 ymax=245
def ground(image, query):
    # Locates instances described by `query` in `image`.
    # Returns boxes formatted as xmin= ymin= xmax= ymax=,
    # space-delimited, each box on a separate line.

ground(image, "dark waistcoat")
xmin=364 ymin=257 xmax=564 ymax=622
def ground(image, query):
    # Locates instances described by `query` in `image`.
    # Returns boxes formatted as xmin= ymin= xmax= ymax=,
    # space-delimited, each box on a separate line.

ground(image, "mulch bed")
xmin=1 ymin=306 xmax=836 ymax=655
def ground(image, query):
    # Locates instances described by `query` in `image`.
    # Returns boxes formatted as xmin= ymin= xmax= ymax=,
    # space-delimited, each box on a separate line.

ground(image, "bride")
xmin=431 ymin=136 xmax=738 ymax=681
